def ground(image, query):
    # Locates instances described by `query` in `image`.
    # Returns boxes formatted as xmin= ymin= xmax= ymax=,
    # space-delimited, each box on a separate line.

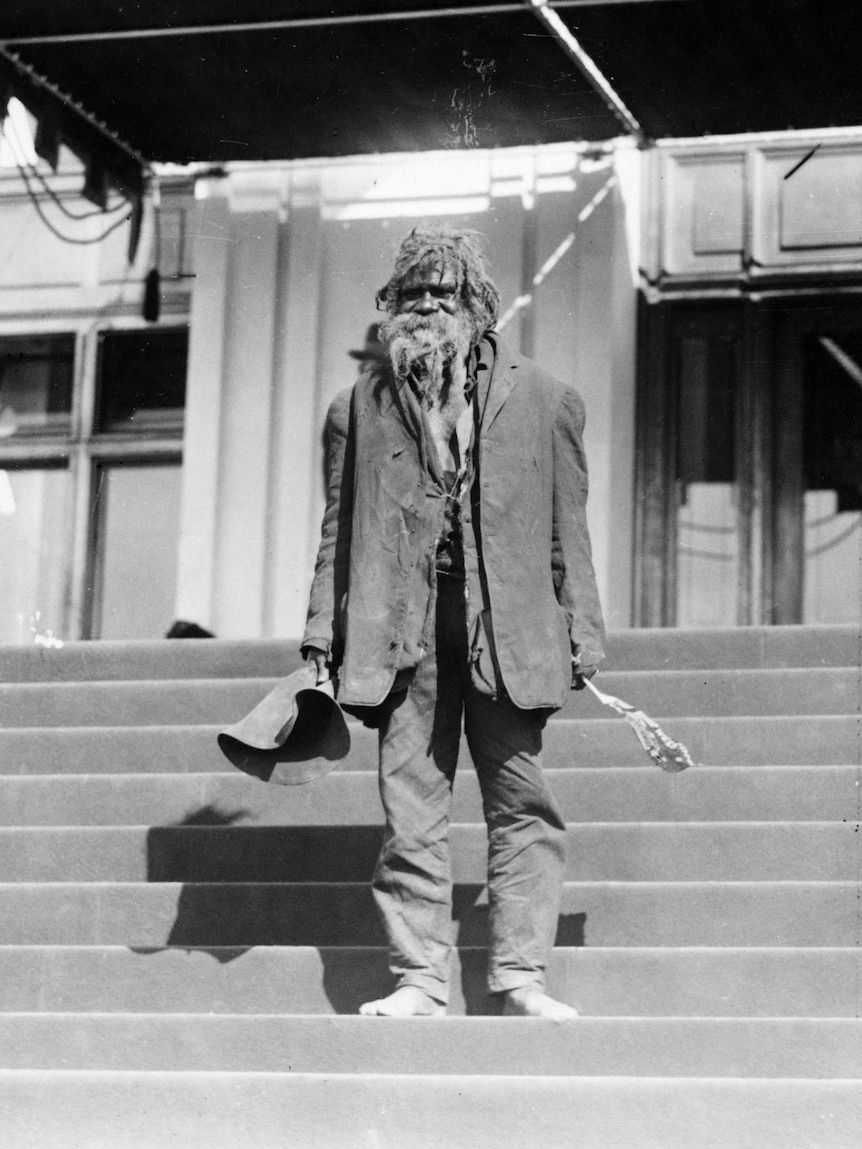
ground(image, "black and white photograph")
xmin=0 ymin=2 xmax=859 ymax=1145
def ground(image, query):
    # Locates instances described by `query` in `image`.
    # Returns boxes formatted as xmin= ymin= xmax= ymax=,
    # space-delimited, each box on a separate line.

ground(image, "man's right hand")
xmin=301 ymin=644 xmax=331 ymax=685
xmin=310 ymin=650 xmax=330 ymax=684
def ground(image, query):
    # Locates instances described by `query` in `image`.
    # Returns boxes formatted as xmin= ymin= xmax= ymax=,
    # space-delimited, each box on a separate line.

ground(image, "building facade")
xmin=1 ymin=112 xmax=860 ymax=644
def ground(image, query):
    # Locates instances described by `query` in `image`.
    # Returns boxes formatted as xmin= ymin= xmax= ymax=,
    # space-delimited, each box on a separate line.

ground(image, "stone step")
xmin=1 ymin=1014 xmax=859 ymax=1078
xmin=0 ymin=822 xmax=856 ymax=883
xmin=2 ymin=945 xmax=858 ymax=1019
xmin=0 ymin=766 xmax=854 ymax=828
xmin=3 ymin=715 xmax=857 ymax=774
xmin=0 ymin=881 xmax=855 ymax=947
xmin=1 ymin=625 xmax=857 ymax=683
xmin=0 ymin=667 xmax=856 ymax=727
xmin=3 ymin=1072 xmax=860 ymax=1149
xmin=0 ymin=640 xmax=304 ymax=685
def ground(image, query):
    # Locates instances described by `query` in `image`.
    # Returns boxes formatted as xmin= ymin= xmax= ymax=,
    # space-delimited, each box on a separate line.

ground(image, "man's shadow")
xmin=130 ymin=804 xmax=585 ymax=1013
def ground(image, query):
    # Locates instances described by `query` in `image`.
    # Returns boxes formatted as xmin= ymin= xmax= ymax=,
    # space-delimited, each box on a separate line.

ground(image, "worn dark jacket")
xmin=303 ymin=334 xmax=605 ymax=710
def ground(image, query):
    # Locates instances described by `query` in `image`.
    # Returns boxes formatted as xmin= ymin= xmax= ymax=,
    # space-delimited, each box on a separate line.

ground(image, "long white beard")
xmin=379 ymin=310 xmax=475 ymax=408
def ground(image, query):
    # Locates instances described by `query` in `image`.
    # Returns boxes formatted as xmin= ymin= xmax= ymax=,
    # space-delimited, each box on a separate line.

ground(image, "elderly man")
xmin=302 ymin=227 xmax=604 ymax=1019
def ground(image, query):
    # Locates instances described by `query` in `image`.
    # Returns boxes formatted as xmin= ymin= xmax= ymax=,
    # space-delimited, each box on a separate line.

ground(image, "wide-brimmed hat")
xmin=217 ymin=665 xmax=351 ymax=785
xmin=348 ymin=322 xmax=385 ymax=361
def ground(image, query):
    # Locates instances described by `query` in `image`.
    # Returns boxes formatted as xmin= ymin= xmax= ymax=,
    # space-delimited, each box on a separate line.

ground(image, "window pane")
xmin=802 ymin=331 xmax=862 ymax=624
xmin=0 ymin=465 xmax=70 ymax=644
xmin=677 ymin=483 xmax=740 ymax=628
xmin=90 ymin=462 xmax=182 ymax=639
xmin=0 ymin=335 xmax=74 ymax=438
xmin=804 ymin=490 xmax=862 ymax=625
xmin=95 ymin=328 xmax=188 ymax=434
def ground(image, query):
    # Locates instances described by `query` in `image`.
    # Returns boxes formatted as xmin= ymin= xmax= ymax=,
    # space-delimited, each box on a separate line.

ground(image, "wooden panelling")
xmin=661 ymin=154 xmax=746 ymax=278
xmin=753 ymin=144 xmax=862 ymax=270
xmin=652 ymin=134 xmax=862 ymax=285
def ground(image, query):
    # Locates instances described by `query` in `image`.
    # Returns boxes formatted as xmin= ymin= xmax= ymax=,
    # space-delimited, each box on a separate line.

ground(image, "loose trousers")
xmin=372 ymin=575 xmax=567 ymax=1004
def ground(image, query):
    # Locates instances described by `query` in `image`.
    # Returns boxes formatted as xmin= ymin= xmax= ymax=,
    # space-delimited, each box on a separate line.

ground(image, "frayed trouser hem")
xmin=395 ymin=973 xmax=450 ymax=1006
xmin=487 ymin=971 xmax=546 ymax=996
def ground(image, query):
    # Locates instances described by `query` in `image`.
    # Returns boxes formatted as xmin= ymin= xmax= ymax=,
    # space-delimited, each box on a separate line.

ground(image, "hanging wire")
xmin=16 ymin=150 xmax=127 ymax=220
xmin=0 ymin=115 xmax=132 ymax=244
xmin=25 ymin=163 xmax=127 ymax=220
xmin=13 ymin=161 xmax=131 ymax=244
xmin=807 ymin=507 xmax=853 ymax=530
xmin=142 ymin=177 xmax=162 ymax=321
xmin=805 ymin=514 xmax=862 ymax=558
xmin=153 ymin=176 xmax=162 ymax=263
xmin=6 ymin=111 xmax=128 ymax=220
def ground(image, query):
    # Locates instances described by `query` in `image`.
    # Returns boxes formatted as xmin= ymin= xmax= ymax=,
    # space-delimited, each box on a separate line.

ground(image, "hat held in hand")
xmin=217 ymin=665 xmax=351 ymax=785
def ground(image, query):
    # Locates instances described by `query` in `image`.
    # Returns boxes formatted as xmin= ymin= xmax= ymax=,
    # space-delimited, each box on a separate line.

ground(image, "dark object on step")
xmin=165 ymin=620 xmax=215 ymax=639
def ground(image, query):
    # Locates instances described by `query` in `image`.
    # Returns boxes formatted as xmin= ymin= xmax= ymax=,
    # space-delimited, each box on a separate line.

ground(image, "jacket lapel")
xmin=477 ymin=334 xmax=519 ymax=432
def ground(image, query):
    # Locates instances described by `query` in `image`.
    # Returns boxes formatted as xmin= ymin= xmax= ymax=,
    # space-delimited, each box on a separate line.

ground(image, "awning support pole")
xmin=0 ymin=0 xmax=688 ymax=46
xmin=525 ymin=0 xmax=644 ymax=142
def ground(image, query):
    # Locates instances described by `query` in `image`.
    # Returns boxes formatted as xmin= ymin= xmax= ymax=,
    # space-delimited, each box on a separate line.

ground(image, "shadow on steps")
xmin=129 ymin=804 xmax=586 ymax=1014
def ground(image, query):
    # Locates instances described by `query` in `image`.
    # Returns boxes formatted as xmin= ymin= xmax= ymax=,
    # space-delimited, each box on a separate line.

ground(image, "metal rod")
xmin=526 ymin=0 xmax=643 ymax=139
xmin=0 ymin=1 xmax=687 ymax=46
xmin=819 ymin=336 xmax=862 ymax=393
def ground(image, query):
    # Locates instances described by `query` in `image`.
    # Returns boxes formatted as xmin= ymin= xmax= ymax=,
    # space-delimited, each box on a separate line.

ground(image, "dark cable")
xmin=11 ymin=152 xmax=131 ymax=245
xmin=25 ymin=160 xmax=128 ymax=220
xmin=4 ymin=116 xmax=129 ymax=221
xmin=143 ymin=185 xmax=162 ymax=322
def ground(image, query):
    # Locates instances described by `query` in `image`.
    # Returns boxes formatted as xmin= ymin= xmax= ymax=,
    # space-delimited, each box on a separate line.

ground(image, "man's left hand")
xmin=571 ymin=664 xmax=598 ymax=691
xmin=571 ymin=649 xmax=599 ymax=690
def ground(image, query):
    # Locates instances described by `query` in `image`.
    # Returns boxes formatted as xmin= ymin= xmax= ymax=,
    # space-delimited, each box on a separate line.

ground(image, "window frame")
xmin=634 ymin=290 xmax=862 ymax=627
xmin=0 ymin=316 xmax=188 ymax=641
xmin=634 ymin=295 xmax=764 ymax=628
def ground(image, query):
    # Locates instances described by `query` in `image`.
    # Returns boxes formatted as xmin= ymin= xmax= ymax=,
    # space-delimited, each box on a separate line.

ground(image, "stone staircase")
xmin=0 ymin=626 xmax=859 ymax=1148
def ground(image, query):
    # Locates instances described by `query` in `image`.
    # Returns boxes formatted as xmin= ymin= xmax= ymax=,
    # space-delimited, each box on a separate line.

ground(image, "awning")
xmin=1 ymin=1 xmax=860 ymax=181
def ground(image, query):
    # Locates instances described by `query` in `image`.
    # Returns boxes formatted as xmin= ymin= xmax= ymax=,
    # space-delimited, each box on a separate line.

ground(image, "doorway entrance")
xmin=635 ymin=295 xmax=862 ymax=628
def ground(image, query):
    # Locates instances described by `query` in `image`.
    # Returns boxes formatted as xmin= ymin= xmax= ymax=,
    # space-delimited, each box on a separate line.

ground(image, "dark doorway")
xmin=635 ymin=294 xmax=862 ymax=627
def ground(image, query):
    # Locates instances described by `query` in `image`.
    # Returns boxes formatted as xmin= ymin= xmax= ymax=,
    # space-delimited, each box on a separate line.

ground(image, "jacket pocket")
xmin=470 ymin=609 xmax=499 ymax=698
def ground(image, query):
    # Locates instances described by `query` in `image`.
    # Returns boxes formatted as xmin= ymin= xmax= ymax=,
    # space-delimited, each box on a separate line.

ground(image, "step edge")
xmin=3 ymin=1012 xmax=861 ymax=1026
xmin=0 ymin=943 xmax=859 ymax=954
xmin=0 ymin=879 xmax=857 ymax=890
xmin=0 ymin=819 xmax=855 ymax=831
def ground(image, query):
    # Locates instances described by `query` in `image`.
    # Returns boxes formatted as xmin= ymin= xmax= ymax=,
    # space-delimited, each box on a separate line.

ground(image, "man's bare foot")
xmin=502 ymin=988 xmax=579 ymax=1021
xmin=359 ymin=986 xmax=446 ymax=1017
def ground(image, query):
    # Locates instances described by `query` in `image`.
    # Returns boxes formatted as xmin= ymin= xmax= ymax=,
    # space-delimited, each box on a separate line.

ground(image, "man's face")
xmin=379 ymin=256 xmax=475 ymax=399
xmin=396 ymin=262 xmax=461 ymax=318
